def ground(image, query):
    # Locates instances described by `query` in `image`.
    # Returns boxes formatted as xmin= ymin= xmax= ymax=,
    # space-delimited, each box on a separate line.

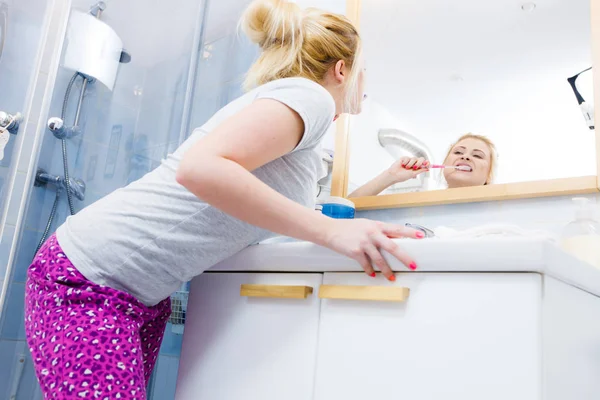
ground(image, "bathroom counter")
xmin=210 ymin=237 xmax=600 ymax=297
xmin=178 ymin=237 xmax=600 ymax=400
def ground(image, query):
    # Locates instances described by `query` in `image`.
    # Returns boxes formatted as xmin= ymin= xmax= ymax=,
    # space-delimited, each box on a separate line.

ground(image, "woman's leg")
xmin=24 ymin=235 xmax=160 ymax=399
xmin=139 ymin=298 xmax=171 ymax=385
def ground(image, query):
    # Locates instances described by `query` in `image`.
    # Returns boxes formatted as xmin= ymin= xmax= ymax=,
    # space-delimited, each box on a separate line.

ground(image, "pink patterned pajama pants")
xmin=24 ymin=234 xmax=171 ymax=399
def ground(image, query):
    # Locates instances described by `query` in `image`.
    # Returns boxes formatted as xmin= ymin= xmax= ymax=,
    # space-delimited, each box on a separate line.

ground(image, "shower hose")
xmin=34 ymin=72 xmax=81 ymax=255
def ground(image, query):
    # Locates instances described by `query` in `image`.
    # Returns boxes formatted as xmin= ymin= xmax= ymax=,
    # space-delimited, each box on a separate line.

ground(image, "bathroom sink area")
xmin=177 ymin=237 xmax=600 ymax=400
xmin=216 ymin=237 xmax=600 ymax=296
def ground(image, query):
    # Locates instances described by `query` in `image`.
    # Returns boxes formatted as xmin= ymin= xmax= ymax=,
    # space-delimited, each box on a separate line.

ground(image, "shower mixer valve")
xmin=35 ymin=168 xmax=86 ymax=201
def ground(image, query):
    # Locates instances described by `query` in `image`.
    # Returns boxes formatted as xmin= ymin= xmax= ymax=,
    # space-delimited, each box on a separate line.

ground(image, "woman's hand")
xmin=385 ymin=156 xmax=430 ymax=183
xmin=320 ymin=218 xmax=422 ymax=280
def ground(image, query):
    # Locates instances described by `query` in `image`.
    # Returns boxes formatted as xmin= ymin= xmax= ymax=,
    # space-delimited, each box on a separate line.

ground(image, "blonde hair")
xmin=443 ymin=133 xmax=498 ymax=185
xmin=240 ymin=0 xmax=362 ymax=110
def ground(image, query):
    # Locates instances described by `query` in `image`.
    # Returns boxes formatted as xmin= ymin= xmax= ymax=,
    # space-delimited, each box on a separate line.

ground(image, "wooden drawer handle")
xmin=240 ymin=284 xmax=313 ymax=299
xmin=319 ymin=285 xmax=409 ymax=302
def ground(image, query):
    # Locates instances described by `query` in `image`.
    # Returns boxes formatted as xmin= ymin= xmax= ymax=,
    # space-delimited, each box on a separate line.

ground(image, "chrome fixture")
xmin=46 ymin=73 xmax=89 ymax=140
xmin=45 ymin=71 xmax=89 ymax=216
xmin=47 ymin=117 xmax=81 ymax=139
xmin=0 ymin=111 xmax=22 ymax=134
xmin=405 ymin=223 xmax=435 ymax=238
xmin=89 ymin=1 xmax=106 ymax=18
xmin=35 ymin=169 xmax=86 ymax=201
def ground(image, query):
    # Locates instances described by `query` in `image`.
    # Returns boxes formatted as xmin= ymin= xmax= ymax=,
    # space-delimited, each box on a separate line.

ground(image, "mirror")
xmin=346 ymin=0 xmax=595 ymax=198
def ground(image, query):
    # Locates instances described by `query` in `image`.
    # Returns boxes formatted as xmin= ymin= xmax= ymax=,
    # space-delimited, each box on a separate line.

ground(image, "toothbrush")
xmin=404 ymin=164 xmax=472 ymax=171
xmin=429 ymin=164 xmax=472 ymax=171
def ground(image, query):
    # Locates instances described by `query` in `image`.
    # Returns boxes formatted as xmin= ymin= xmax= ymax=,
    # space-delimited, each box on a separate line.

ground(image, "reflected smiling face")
xmin=443 ymin=138 xmax=492 ymax=188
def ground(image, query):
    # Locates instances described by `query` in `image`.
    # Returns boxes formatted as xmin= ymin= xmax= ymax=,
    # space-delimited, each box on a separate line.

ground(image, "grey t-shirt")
xmin=56 ymin=77 xmax=335 ymax=306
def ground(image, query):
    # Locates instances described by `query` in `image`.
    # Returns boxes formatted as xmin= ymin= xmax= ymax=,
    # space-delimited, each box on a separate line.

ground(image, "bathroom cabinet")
xmin=175 ymin=273 xmax=323 ymax=400
xmin=175 ymin=239 xmax=600 ymax=400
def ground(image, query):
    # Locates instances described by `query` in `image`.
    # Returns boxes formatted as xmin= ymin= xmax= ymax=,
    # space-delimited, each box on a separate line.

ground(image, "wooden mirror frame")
xmin=332 ymin=0 xmax=600 ymax=210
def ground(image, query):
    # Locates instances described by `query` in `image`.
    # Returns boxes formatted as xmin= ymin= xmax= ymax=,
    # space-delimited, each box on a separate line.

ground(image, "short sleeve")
xmin=255 ymin=78 xmax=336 ymax=152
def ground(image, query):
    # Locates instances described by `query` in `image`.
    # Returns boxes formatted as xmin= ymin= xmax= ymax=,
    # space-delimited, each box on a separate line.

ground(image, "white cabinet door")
xmin=314 ymin=273 xmax=542 ymax=400
xmin=175 ymin=273 xmax=323 ymax=400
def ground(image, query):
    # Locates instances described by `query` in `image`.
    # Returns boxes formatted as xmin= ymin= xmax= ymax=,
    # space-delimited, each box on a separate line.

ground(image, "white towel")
xmin=432 ymin=224 xmax=557 ymax=242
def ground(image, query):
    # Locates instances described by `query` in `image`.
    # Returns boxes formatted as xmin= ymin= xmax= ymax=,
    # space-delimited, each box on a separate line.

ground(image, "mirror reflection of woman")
xmin=349 ymin=133 xmax=497 ymax=197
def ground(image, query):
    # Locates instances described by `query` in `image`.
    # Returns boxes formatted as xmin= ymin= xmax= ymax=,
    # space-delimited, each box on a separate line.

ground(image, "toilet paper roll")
xmin=63 ymin=10 xmax=123 ymax=91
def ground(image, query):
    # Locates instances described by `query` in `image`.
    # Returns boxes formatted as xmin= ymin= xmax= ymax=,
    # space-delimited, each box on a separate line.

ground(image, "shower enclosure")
xmin=0 ymin=0 xmax=259 ymax=398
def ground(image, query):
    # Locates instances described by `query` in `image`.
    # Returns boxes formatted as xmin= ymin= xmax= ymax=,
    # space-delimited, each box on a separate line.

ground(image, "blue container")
xmin=319 ymin=197 xmax=356 ymax=219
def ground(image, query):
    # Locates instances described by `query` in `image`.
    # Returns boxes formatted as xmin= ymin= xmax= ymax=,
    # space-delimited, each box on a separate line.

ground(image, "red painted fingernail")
xmin=409 ymin=262 xmax=417 ymax=270
xmin=370 ymin=272 xmax=376 ymax=278
xmin=413 ymin=166 xmax=418 ymax=170
xmin=388 ymin=275 xmax=396 ymax=282
xmin=416 ymin=232 xmax=425 ymax=238
xmin=333 ymin=115 xmax=339 ymax=121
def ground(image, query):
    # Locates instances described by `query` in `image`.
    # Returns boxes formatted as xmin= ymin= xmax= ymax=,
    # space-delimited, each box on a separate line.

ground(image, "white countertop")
xmin=210 ymin=237 xmax=600 ymax=297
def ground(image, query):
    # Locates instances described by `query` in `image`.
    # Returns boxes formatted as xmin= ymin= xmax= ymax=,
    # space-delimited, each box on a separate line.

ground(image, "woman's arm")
xmin=348 ymin=157 xmax=430 ymax=198
xmin=177 ymin=99 xmax=422 ymax=279
xmin=348 ymin=170 xmax=398 ymax=198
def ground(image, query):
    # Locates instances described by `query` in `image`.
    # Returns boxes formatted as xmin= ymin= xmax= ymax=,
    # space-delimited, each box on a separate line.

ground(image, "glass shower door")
xmin=0 ymin=0 xmax=50 ymax=241
xmin=0 ymin=1 xmax=51 ymax=398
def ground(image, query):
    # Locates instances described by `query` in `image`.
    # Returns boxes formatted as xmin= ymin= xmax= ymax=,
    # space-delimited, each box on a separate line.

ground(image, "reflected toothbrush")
xmin=429 ymin=164 xmax=472 ymax=171
xmin=404 ymin=164 xmax=472 ymax=172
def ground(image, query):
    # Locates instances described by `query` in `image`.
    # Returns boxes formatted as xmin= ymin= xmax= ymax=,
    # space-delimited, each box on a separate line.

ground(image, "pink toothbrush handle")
xmin=402 ymin=163 xmax=464 ymax=170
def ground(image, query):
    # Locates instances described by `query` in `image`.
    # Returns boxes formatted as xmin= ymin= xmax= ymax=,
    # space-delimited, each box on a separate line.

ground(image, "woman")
xmin=349 ymin=133 xmax=497 ymax=197
xmin=25 ymin=1 xmax=423 ymax=398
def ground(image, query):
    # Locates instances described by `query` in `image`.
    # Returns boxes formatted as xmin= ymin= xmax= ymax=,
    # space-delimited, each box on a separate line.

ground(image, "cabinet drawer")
xmin=176 ymin=273 xmax=323 ymax=400
xmin=314 ymin=272 xmax=542 ymax=400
